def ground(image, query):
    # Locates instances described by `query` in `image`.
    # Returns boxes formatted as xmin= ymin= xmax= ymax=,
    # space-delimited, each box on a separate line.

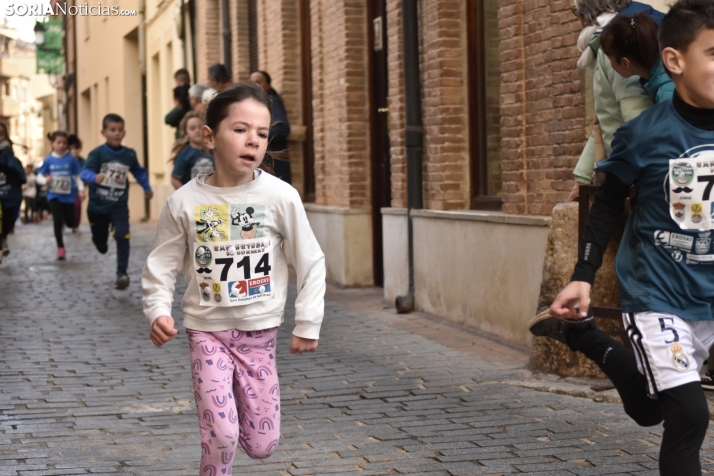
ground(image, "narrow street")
xmin=1 ymin=221 xmax=713 ymax=475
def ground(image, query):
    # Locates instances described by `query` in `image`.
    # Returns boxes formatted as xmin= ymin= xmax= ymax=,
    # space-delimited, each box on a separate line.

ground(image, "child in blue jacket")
xmin=80 ymin=114 xmax=153 ymax=289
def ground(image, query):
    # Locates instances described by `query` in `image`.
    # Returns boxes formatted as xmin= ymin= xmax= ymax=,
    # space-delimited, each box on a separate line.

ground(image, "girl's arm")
xmin=281 ymin=188 xmax=326 ymax=341
xmin=142 ymin=200 xmax=187 ymax=331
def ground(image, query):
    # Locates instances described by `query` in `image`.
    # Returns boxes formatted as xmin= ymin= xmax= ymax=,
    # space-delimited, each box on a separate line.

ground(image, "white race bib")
xmin=49 ymin=175 xmax=71 ymax=194
xmin=669 ymin=158 xmax=714 ymax=231
xmin=192 ymin=238 xmax=273 ymax=307
xmin=100 ymin=162 xmax=129 ymax=190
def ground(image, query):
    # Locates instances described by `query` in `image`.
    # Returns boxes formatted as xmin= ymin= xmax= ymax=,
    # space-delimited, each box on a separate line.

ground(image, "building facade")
xmin=60 ymin=0 xmax=670 ymax=346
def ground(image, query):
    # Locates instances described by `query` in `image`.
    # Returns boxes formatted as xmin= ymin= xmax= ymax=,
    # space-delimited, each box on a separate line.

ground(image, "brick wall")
xmin=418 ymin=0 xmax=471 ymax=210
xmin=309 ymin=0 xmax=371 ymax=208
xmin=194 ymin=0 xmax=221 ymax=84
xmin=229 ymin=0 xmax=252 ymax=82
xmin=499 ymin=0 xmax=586 ymax=215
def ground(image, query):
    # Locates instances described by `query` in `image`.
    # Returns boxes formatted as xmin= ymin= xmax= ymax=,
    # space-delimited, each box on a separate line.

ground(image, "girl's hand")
xmin=95 ymin=173 xmax=105 ymax=184
xmin=45 ymin=175 xmax=52 ymax=184
xmin=150 ymin=315 xmax=178 ymax=347
xmin=290 ymin=335 xmax=318 ymax=354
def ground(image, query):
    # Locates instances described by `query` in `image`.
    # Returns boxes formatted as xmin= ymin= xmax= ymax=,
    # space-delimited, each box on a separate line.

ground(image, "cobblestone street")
xmin=1 ymin=220 xmax=714 ymax=475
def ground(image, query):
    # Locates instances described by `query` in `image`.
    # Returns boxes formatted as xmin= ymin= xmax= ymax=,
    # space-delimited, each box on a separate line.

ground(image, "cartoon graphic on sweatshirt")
xmin=195 ymin=206 xmax=228 ymax=242
xmin=195 ymin=204 xmax=265 ymax=242
xmin=231 ymin=206 xmax=262 ymax=239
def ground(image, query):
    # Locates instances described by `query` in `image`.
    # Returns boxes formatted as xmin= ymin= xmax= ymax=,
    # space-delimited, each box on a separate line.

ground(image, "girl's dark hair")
xmin=574 ymin=0 xmax=633 ymax=27
xmin=169 ymin=111 xmax=202 ymax=162
xmin=204 ymin=82 xmax=288 ymax=173
xmin=601 ymin=12 xmax=660 ymax=71
xmin=47 ymin=130 xmax=69 ymax=142
xmin=67 ymin=134 xmax=82 ymax=150
xmin=660 ymin=0 xmax=714 ymax=54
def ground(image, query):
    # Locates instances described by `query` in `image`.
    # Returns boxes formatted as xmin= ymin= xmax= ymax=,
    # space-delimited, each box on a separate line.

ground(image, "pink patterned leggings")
xmin=187 ymin=327 xmax=281 ymax=475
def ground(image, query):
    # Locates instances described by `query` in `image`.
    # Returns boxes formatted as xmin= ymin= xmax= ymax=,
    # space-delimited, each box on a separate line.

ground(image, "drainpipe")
xmin=221 ymin=0 xmax=232 ymax=78
xmin=180 ymin=0 xmax=187 ymax=69
xmin=139 ymin=0 xmax=150 ymax=222
xmin=395 ymin=0 xmax=423 ymax=314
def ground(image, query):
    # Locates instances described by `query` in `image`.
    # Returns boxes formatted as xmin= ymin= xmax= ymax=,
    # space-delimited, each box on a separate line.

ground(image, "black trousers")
xmin=48 ymin=199 xmax=75 ymax=248
xmin=0 ymin=204 xmax=18 ymax=242
xmin=569 ymin=325 xmax=709 ymax=475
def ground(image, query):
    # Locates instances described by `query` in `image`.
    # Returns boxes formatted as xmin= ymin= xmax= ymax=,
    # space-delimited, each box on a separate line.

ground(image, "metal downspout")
xmin=221 ymin=0 xmax=232 ymax=78
xmin=139 ymin=0 xmax=150 ymax=221
xmin=395 ymin=0 xmax=423 ymax=313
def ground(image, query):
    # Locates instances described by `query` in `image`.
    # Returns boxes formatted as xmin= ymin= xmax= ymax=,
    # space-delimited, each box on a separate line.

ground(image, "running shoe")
xmin=528 ymin=308 xmax=595 ymax=345
xmin=702 ymin=371 xmax=714 ymax=391
xmin=115 ymin=273 xmax=130 ymax=290
xmin=1 ymin=239 xmax=8 ymax=256
xmin=57 ymin=247 xmax=66 ymax=260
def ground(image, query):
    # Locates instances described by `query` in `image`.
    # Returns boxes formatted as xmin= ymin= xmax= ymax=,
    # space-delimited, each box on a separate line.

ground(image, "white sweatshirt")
xmin=142 ymin=171 xmax=326 ymax=339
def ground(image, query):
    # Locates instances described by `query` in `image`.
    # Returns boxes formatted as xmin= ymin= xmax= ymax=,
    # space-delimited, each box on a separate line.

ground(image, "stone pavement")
xmin=2 ymin=220 xmax=714 ymax=475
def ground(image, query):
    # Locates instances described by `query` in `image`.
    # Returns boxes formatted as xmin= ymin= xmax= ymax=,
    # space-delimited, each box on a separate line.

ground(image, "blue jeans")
xmin=88 ymin=207 xmax=130 ymax=275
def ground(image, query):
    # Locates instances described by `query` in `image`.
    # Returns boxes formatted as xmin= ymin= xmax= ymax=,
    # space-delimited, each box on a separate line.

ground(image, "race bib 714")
xmin=192 ymin=238 xmax=273 ymax=307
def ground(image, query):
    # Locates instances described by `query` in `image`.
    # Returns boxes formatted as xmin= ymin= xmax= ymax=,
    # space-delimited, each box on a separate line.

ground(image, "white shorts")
xmin=624 ymin=311 xmax=714 ymax=397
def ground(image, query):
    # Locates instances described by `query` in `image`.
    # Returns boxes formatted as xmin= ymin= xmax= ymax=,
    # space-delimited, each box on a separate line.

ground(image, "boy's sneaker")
xmin=115 ymin=273 xmax=130 ymax=290
xmin=528 ymin=308 xmax=596 ymax=346
xmin=56 ymin=247 xmax=66 ymax=260
xmin=1 ymin=240 xmax=8 ymax=256
xmin=95 ymin=242 xmax=108 ymax=254
xmin=702 ymin=371 xmax=714 ymax=391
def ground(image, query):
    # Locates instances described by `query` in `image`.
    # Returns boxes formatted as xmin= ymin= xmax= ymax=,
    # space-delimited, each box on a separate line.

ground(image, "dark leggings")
xmin=0 ymin=204 xmax=18 ymax=242
xmin=48 ymin=199 xmax=75 ymax=248
xmin=570 ymin=328 xmax=709 ymax=475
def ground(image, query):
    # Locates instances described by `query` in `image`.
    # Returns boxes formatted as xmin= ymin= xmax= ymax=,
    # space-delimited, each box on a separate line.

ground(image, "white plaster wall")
xmin=305 ymin=204 xmax=374 ymax=286
xmin=382 ymin=209 xmax=409 ymax=303
xmin=641 ymin=0 xmax=671 ymax=13
xmin=411 ymin=211 xmax=551 ymax=346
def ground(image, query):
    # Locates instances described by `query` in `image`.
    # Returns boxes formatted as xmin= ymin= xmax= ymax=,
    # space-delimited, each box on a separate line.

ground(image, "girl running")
xmin=169 ymin=111 xmax=215 ymax=189
xmin=142 ymin=83 xmax=326 ymax=473
xmin=36 ymin=131 xmax=85 ymax=260
xmin=600 ymin=11 xmax=675 ymax=104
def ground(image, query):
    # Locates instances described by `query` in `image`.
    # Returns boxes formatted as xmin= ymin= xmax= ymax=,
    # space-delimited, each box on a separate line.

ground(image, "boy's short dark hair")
xmin=102 ymin=113 xmax=124 ymax=130
xmin=67 ymin=134 xmax=82 ymax=149
xmin=208 ymin=64 xmax=231 ymax=84
xmin=257 ymin=70 xmax=271 ymax=85
xmin=174 ymin=68 xmax=190 ymax=82
xmin=659 ymin=0 xmax=714 ymax=54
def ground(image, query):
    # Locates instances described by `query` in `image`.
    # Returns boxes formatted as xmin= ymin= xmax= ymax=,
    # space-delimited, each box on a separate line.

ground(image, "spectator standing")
xmin=165 ymin=69 xmax=192 ymax=139
xmin=207 ymin=63 xmax=232 ymax=93
xmin=251 ymin=71 xmax=292 ymax=184
xmin=188 ymin=83 xmax=210 ymax=116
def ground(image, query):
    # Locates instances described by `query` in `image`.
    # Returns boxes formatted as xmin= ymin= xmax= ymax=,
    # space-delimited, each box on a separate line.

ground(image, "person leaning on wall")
xmin=569 ymin=0 xmax=664 ymax=200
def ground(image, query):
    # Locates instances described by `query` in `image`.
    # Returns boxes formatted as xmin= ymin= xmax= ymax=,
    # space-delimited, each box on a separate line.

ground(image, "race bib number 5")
xmin=669 ymin=158 xmax=714 ymax=231
xmin=193 ymin=238 xmax=273 ymax=307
